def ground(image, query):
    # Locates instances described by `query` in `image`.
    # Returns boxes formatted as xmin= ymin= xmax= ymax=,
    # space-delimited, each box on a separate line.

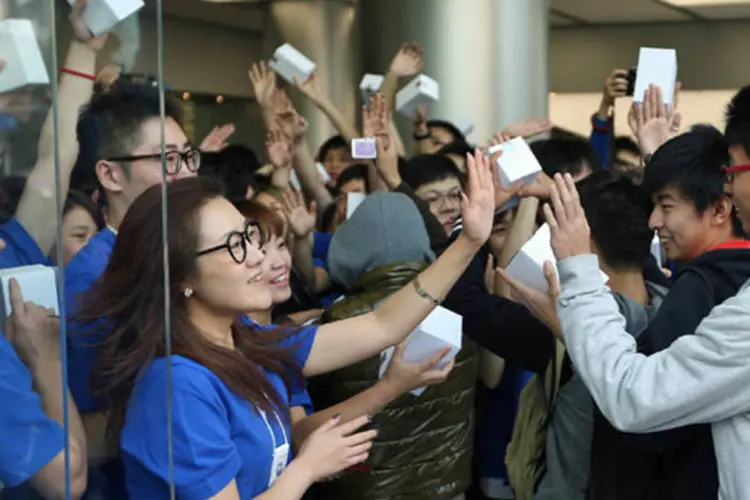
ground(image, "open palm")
xmin=459 ymin=150 xmax=496 ymax=245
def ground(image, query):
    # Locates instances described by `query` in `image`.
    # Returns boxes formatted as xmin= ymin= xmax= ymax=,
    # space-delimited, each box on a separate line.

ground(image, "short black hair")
xmin=436 ymin=140 xmax=474 ymax=160
xmin=642 ymin=125 xmax=730 ymax=214
xmin=78 ymin=80 xmax=183 ymax=162
xmin=0 ymin=174 xmax=26 ymax=215
xmin=725 ymin=84 xmax=750 ymax=158
xmin=426 ymin=119 xmax=466 ymax=144
xmin=577 ymin=169 xmax=653 ymax=271
xmin=335 ymin=164 xmax=370 ymax=194
xmin=316 ymin=135 xmax=349 ymax=162
xmin=531 ymin=136 xmax=600 ymax=177
xmin=199 ymin=145 xmax=260 ymax=203
xmin=64 ymin=190 xmax=105 ymax=231
xmin=614 ymin=136 xmax=641 ymax=156
xmin=399 ymin=154 xmax=465 ymax=191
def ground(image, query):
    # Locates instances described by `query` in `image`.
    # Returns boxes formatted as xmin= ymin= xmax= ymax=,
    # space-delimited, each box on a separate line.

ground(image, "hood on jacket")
xmin=328 ymin=191 xmax=435 ymax=291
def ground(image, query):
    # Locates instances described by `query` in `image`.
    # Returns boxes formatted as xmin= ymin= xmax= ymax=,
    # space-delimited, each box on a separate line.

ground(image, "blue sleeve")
xmin=290 ymin=387 xmax=314 ymax=415
xmin=312 ymin=232 xmax=332 ymax=265
xmin=589 ymin=114 xmax=611 ymax=169
xmin=0 ymin=336 xmax=64 ymax=487
xmin=279 ymin=325 xmax=317 ymax=370
xmin=0 ymin=218 xmax=52 ymax=269
xmin=312 ymin=257 xmax=327 ymax=271
xmin=66 ymin=268 xmax=107 ymax=412
xmin=121 ymin=363 xmax=241 ymax=500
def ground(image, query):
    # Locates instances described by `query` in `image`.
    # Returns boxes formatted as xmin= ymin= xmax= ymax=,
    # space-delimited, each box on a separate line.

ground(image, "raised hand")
xmin=200 ymin=124 xmax=235 ymax=152
xmin=459 ymin=150 xmax=499 ymax=246
xmin=383 ymin=343 xmax=454 ymax=394
xmin=603 ymin=69 xmax=630 ymax=106
xmin=281 ymin=189 xmax=316 ymax=239
xmin=249 ymin=61 xmax=277 ymax=109
xmin=3 ymin=279 xmax=61 ymax=368
xmin=628 ymin=83 xmax=682 ymax=156
xmin=362 ymin=93 xmax=389 ymax=139
xmin=272 ymin=89 xmax=309 ymax=142
xmin=295 ymin=414 xmax=377 ymax=482
xmin=266 ymin=129 xmax=293 ymax=170
xmin=543 ymin=173 xmax=592 ymax=260
xmin=389 ymin=42 xmax=424 ymax=78
xmin=501 ymin=118 xmax=552 ymax=140
xmin=494 ymin=263 xmax=562 ymax=336
xmin=295 ymin=73 xmax=325 ymax=104
xmin=70 ymin=0 xmax=109 ymax=50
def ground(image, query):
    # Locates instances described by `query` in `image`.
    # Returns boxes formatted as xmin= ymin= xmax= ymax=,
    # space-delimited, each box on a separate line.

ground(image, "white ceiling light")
xmin=662 ymin=0 xmax=750 ymax=6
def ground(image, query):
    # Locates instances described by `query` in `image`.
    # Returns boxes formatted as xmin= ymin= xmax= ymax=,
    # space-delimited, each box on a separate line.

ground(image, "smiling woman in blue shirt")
xmin=74 ymin=151 xmax=495 ymax=500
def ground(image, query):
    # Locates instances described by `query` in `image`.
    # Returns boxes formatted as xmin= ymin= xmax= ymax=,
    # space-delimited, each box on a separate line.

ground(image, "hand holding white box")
xmin=396 ymin=74 xmax=439 ymax=120
xmin=488 ymin=138 xmax=542 ymax=189
xmin=360 ymin=74 xmax=384 ymax=105
xmin=0 ymin=265 xmax=59 ymax=318
xmin=346 ymin=192 xmax=367 ymax=219
xmin=0 ymin=19 xmax=49 ymax=93
xmin=269 ymin=43 xmax=316 ymax=85
xmin=68 ymin=0 xmax=144 ymax=37
xmin=633 ymin=47 xmax=677 ymax=106
xmin=378 ymin=306 xmax=462 ymax=397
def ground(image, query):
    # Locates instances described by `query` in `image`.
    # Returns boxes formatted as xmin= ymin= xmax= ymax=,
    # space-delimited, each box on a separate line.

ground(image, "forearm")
xmin=498 ymin=197 xmax=539 ymax=267
xmin=293 ymin=139 xmax=333 ymax=214
xmin=389 ymin=119 xmax=406 ymax=157
xmin=253 ymin=460 xmax=313 ymax=500
xmin=312 ymin=97 xmax=359 ymax=143
xmin=381 ymin=70 xmax=399 ymax=108
xmin=293 ymin=380 xmax=399 ymax=445
xmin=17 ymin=40 xmax=97 ymax=255
xmin=287 ymin=309 xmax=323 ymax=325
xmin=479 ymin=350 xmax=506 ymax=389
xmin=596 ymin=95 xmax=613 ymax=121
xmin=367 ymin=160 xmax=388 ymax=193
xmin=292 ymin=235 xmax=316 ymax=289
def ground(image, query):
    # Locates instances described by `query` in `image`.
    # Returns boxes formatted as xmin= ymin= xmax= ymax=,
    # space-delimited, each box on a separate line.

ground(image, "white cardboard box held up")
xmin=506 ymin=224 xmax=609 ymax=292
xmin=67 ymin=0 xmax=144 ymax=37
xmin=0 ymin=19 xmax=49 ymax=93
xmin=269 ymin=43 xmax=316 ymax=85
xmin=650 ymin=232 xmax=663 ymax=266
xmin=360 ymin=73 xmax=384 ymax=105
xmin=0 ymin=265 xmax=59 ymax=318
xmin=633 ymin=47 xmax=677 ymax=106
xmin=346 ymin=192 xmax=367 ymax=219
xmin=395 ymin=74 xmax=439 ymax=120
xmin=488 ymin=137 xmax=542 ymax=189
xmin=379 ymin=305 xmax=462 ymax=396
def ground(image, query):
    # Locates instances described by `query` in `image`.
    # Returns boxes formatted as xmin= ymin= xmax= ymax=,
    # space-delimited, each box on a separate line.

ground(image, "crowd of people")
xmin=2 ymin=2 xmax=750 ymax=500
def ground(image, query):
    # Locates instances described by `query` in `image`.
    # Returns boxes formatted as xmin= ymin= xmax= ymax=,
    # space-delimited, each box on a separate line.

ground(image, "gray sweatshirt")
xmin=556 ymin=254 xmax=750 ymax=500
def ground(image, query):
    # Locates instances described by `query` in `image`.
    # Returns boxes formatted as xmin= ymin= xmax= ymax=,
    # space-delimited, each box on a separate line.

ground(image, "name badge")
xmin=269 ymin=442 xmax=290 ymax=486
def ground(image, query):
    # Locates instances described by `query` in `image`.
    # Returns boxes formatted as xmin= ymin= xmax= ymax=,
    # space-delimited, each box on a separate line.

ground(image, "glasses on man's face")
xmin=105 ymin=148 xmax=201 ymax=175
xmin=196 ymin=221 xmax=264 ymax=264
xmin=724 ymin=164 xmax=750 ymax=184
xmin=425 ymin=191 xmax=462 ymax=209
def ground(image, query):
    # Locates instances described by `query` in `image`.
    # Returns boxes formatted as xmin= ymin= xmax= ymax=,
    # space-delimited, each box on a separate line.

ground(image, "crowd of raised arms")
xmin=2 ymin=1 xmax=750 ymax=500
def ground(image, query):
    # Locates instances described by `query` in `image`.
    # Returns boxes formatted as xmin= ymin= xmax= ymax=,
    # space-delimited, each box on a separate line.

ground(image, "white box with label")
xmin=269 ymin=43 xmax=316 ymax=85
xmin=650 ymin=232 xmax=663 ymax=266
xmin=351 ymin=138 xmax=377 ymax=160
xmin=346 ymin=192 xmax=367 ymax=219
xmin=0 ymin=264 xmax=59 ymax=318
xmin=67 ymin=0 xmax=144 ymax=37
xmin=395 ymin=74 xmax=439 ymax=120
xmin=0 ymin=19 xmax=49 ymax=93
xmin=488 ymin=137 xmax=542 ymax=189
xmin=379 ymin=305 xmax=462 ymax=396
xmin=633 ymin=47 xmax=677 ymax=106
xmin=359 ymin=73 xmax=384 ymax=105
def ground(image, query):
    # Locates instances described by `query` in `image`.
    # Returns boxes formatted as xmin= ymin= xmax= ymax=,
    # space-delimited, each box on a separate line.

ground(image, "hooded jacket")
xmin=309 ymin=192 xmax=477 ymax=500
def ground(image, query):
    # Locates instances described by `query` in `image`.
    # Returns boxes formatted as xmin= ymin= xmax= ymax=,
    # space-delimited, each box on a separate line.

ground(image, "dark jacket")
xmin=310 ymin=261 xmax=478 ymax=500
xmin=589 ymin=244 xmax=750 ymax=500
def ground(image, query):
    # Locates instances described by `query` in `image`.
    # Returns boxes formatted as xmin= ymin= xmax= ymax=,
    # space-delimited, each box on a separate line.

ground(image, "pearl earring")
xmin=184 ymin=288 xmax=193 ymax=298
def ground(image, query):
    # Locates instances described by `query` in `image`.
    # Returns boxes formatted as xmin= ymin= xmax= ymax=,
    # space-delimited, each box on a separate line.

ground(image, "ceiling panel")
xmin=550 ymin=0 xmax=691 ymax=23
xmin=684 ymin=3 xmax=750 ymax=18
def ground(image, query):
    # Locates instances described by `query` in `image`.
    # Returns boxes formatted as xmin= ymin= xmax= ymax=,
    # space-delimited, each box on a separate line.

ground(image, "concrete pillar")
xmin=267 ymin=0 xmax=359 ymax=153
xmin=360 ymin=0 xmax=549 ymax=146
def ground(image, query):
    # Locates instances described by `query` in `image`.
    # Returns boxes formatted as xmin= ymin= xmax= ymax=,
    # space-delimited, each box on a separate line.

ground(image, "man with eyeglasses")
xmin=64 ymin=80 xmax=198 ymax=499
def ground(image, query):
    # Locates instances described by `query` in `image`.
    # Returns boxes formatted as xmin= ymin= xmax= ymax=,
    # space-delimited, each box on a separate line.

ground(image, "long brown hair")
xmin=77 ymin=177 xmax=301 ymax=428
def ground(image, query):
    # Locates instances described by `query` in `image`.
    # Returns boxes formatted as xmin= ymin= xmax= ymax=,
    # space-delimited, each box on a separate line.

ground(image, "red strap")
xmin=59 ymin=67 xmax=96 ymax=81
xmin=710 ymin=240 xmax=750 ymax=251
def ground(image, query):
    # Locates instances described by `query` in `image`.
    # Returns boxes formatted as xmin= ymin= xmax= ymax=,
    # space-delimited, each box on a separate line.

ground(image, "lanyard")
xmin=259 ymin=408 xmax=288 ymax=449
xmin=106 ymin=224 xmax=118 ymax=236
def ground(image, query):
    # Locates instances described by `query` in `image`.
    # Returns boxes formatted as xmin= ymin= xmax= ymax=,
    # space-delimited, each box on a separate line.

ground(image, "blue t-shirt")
xmin=0 ymin=332 xmax=65 ymax=487
xmin=121 ymin=325 xmax=317 ymax=499
xmin=65 ymin=229 xmax=116 ymax=411
xmin=0 ymin=218 xmax=53 ymax=269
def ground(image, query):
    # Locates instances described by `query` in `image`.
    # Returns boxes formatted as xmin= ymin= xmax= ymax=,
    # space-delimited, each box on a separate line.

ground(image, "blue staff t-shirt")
xmin=121 ymin=325 xmax=318 ymax=499
xmin=65 ymin=228 xmax=116 ymax=411
xmin=0 ymin=218 xmax=53 ymax=269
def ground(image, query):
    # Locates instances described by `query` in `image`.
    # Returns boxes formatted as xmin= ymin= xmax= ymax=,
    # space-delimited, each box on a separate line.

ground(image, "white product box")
xmin=650 ymin=232 xmax=663 ymax=266
xmin=395 ymin=74 xmax=439 ymax=120
xmin=0 ymin=265 xmax=59 ymax=318
xmin=379 ymin=305 xmax=462 ymax=396
xmin=289 ymin=162 xmax=331 ymax=191
xmin=453 ymin=117 xmax=475 ymax=138
xmin=506 ymin=224 xmax=609 ymax=292
xmin=633 ymin=47 xmax=677 ymax=106
xmin=359 ymin=73 xmax=384 ymax=105
xmin=346 ymin=192 xmax=367 ymax=219
xmin=351 ymin=138 xmax=377 ymax=160
xmin=488 ymin=137 xmax=542 ymax=189
xmin=269 ymin=43 xmax=316 ymax=85
xmin=0 ymin=19 xmax=49 ymax=93
xmin=68 ymin=0 xmax=144 ymax=37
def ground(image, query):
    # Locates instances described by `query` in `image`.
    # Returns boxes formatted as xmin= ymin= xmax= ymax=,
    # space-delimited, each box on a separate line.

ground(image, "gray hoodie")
xmin=534 ymin=280 xmax=668 ymax=500
xmin=557 ymin=254 xmax=750 ymax=500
